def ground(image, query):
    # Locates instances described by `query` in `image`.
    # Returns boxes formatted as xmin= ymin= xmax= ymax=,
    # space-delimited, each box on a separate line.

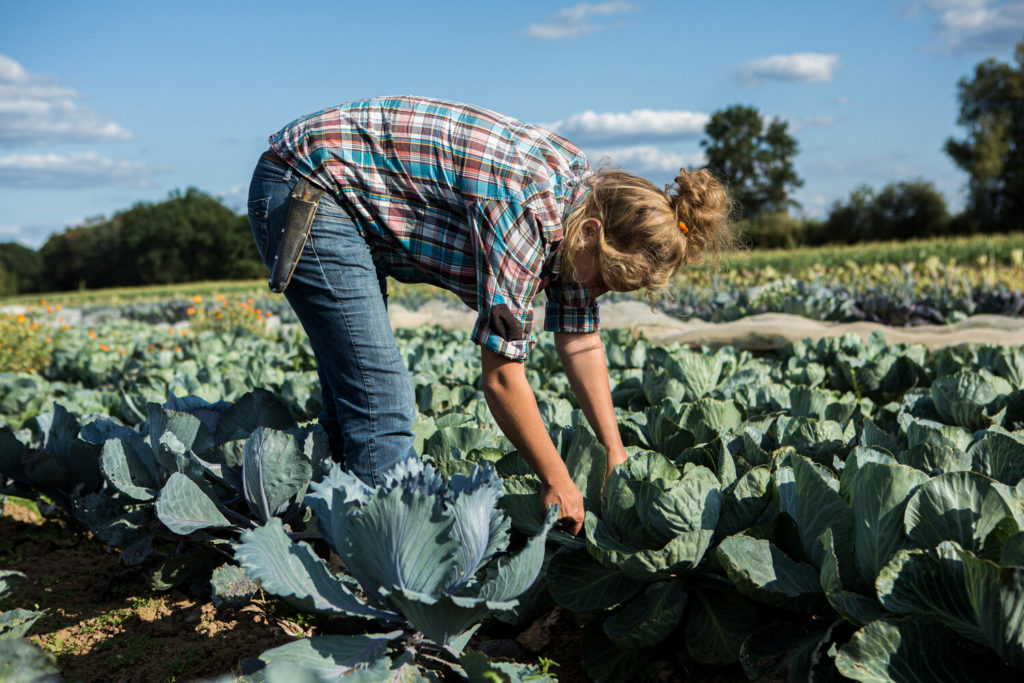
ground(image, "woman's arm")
xmin=553 ymin=331 xmax=628 ymax=477
xmin=480 ymin=347 xmax=585 ymax=535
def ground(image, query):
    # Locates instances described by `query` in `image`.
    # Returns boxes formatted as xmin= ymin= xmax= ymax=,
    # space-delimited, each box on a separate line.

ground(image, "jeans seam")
xmin=306 ymin=226 xmax=383 ymax=487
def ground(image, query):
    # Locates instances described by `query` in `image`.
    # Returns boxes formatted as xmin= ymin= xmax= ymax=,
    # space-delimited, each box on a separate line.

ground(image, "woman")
xmin=247 ymin=96 xmax=735 ymax=534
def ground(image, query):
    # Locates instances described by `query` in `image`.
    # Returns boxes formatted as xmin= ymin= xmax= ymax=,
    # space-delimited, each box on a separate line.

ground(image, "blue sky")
xmin=1 ymin=0 xmax=1022 ymax=247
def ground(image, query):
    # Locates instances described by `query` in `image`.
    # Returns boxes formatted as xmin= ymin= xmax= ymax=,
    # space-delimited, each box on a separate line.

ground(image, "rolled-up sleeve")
xmin=466 ymin=200 xmax=546 ymax=362
xmin=543 ymin=279 xmax=600 ymax=333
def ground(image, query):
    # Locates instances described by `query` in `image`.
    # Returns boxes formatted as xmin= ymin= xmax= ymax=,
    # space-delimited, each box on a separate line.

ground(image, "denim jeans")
xmin=247 ymin=153 xmax=417 ymax=486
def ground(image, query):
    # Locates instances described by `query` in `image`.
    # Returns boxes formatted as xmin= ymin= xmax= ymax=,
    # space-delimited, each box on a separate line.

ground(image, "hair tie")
xmin=678 ymin=221 xmax=689 ymax=234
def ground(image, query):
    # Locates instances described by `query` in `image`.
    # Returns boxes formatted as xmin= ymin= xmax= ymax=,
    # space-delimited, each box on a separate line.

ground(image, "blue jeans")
xmin=247 ymin=153 xmax=417 ymax=486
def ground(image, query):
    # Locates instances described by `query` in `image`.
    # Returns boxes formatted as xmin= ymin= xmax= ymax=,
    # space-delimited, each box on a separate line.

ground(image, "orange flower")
xmin=46 ymin=306 xmax=54 ymax=313
xmin=264 ymin=311 xmax=273 ymax=318
xmin=247 ymin=297 xmax=254 ymax=305
xmin=168 ymin=328 xmax=174 ymax=334
xmin=192 ymin=295 xmax=202 ymax=303
xmin=45 ymin=336 xmax=53 ymax=343
xmin=39 ymin=299 xmax=46 ymax=306
xmin=174 ymin=346 xmax=182 ymax=352
xmin=118 ymin=349 xmax=127 ymax=355
xmin=147 ymin=344 xmax=156 ymax=351
xmin=99 ymin=344 xmax=110 ymax=352
xmin=62 ymin=324 xmax=70 ymax=330
xmin=55 ymin=304 xmax=62 ymax=310
xmin=180 ymin=329 xmax=188 ymax=336
xmin=186 ymin=307 xmax=196 ymax=315
xmin=16 ymin=314 xmax=26 ymax=324
xmin=216 ymin=293 xmax=225 ymax=300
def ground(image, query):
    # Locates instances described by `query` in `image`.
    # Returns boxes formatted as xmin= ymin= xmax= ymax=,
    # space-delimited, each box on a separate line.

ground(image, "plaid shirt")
xmin=268 ymin=95 xmax=598 ymax=361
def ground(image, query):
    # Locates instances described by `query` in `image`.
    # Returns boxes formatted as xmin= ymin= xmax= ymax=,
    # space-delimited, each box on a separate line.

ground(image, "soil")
xmin=0 ymin=500 xmax=296 ymax=682
xmin=1 ymin=500 xmax=750 ymax=682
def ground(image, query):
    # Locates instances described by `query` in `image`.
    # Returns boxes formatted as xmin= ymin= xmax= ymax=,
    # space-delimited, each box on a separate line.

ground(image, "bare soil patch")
xmin=0 ymin=500 xmax=298 ymax=682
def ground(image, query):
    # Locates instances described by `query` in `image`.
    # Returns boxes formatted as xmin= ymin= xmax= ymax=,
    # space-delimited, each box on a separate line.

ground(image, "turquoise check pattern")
xmin=267 ymin=95 xmax=598 ymax=361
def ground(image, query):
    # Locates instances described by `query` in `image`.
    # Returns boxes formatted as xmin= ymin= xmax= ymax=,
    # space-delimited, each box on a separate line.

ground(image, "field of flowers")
xmin=1 ymin=233 xmax=1023 ymax=682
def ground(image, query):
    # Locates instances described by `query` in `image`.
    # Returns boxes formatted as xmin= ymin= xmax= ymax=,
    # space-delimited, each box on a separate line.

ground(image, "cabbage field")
xmin=2 ymin=235 xmax=1024 ymax=682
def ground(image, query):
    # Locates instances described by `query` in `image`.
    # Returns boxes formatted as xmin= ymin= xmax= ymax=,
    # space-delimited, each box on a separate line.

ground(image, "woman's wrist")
xmin=536 ymin=461 xmax=574 ymax=489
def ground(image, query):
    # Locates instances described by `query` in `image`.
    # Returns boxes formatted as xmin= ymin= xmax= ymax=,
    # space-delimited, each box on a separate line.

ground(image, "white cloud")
xmin=216 ymin=185 xmax=248 ymax=213
xmin=787 ymin=115 xmax=837 ymax=132
xmin=0 ymin=151 xmax=159 ymax=188
xmin=582 ymin=145 xmax=706 ymax=173
xmin=0 ymin=53 xmax=133 ymax=146
xmin=545 ymin=108 xmax=709 ymax=144
xmin=908 ymin=0 xmax=1024 ymax=52
xmin=526 ymin=2 xmax=636 ymax=40
xmin=740 ymin=53 xmax=840 ymax=86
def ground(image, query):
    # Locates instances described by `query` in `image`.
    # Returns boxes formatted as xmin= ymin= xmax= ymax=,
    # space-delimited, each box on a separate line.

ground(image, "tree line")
xmin=0 ymin=189 xmax=265 ymax=295
xmin=1 ymin=43 xmax=1021 ymax=294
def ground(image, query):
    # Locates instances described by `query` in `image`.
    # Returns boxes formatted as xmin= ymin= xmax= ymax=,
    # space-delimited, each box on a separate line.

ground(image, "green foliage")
xmin=825 ymin=181 xmax=951 ymax=243
xmin=0 ymin=262 xmax=15 ymax=298
xmin=0 ymin=310 xmax=61 ymax=374
xmin=0 ymin=243 xmax=44 ymax=295
xmin=235 ymin=460 xmax=557 ymax=677
xmin=3 ymin=308 xmax=1024 ymax=680
xmin=735 ymin=210 xmax=811 ymax=249
xmin=37 ymin=188 xmax=264 ymax=292
xmin=945 ymin=40 xmax=1024 ymax=233
xmin=701 ymin=104 xmax=803 ymax=219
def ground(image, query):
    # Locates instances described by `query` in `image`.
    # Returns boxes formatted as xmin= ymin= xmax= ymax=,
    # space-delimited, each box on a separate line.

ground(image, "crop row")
xmin=2 ymin=322 xmax=1024 ymax=681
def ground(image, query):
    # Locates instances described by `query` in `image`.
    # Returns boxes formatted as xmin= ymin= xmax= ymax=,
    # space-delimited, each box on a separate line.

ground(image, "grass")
xmin=0 ymin=279 xmax=273 ymax=307
xmin=99 ymin=634 xmax=159 ymax=671
xmin=166 ymin=645 xmax=204 ymax=680
xmin=711 ymin=230 xmax=1024 ymax=272
xmin=4 ymin=495 xmax=41 ymax=517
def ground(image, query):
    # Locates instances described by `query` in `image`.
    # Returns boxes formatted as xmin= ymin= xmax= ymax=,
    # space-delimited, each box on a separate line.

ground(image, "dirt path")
xmin=387 ymin=300 xmax=1024 ymax=349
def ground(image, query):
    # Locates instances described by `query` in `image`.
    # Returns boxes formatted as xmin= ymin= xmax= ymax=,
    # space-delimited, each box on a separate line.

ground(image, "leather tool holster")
xmin=268 ymin=177 xmax=327 ymax=293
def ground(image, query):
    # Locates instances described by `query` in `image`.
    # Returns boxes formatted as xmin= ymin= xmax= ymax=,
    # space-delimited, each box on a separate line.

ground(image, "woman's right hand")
xmin=540 ymin=474 xmax=585 ymax=535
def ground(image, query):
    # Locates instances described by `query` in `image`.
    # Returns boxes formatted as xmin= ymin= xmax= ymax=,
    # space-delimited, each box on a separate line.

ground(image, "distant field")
xmin=712 ymin=230 xmax=1024 ymax=272
xmin=2 ymin=231 xmax=1021 ymax=308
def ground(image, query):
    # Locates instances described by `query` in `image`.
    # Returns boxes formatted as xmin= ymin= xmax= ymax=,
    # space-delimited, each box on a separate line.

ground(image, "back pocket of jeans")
xmin=247 ymin=196 xmax=271 ymax=264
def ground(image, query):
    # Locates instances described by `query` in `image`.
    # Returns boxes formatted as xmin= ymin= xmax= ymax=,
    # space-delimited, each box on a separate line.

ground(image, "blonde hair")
xmin=561 ymin=167 xmax=738 ymax=302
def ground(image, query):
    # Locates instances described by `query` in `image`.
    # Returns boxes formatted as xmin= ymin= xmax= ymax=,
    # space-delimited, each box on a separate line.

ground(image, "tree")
xmin=39 ymin=188 xmax=265 ymax=291
xmin=0 ymin=242 xmax=45 ymax=293
xmin=701 ymin=105 xmax=803 ymax=219
xmin=944 ymin=40 xmax=1024 ymax=232
xmin=871 ymin=181 xmax=950 ymax=240
xmin=0 ymin=261 xmax=14 ymax=296
xmin=824 ymin=180 xmax=950 ymax=243
xmin=825 ymin=185 xmax=876 ymax=244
